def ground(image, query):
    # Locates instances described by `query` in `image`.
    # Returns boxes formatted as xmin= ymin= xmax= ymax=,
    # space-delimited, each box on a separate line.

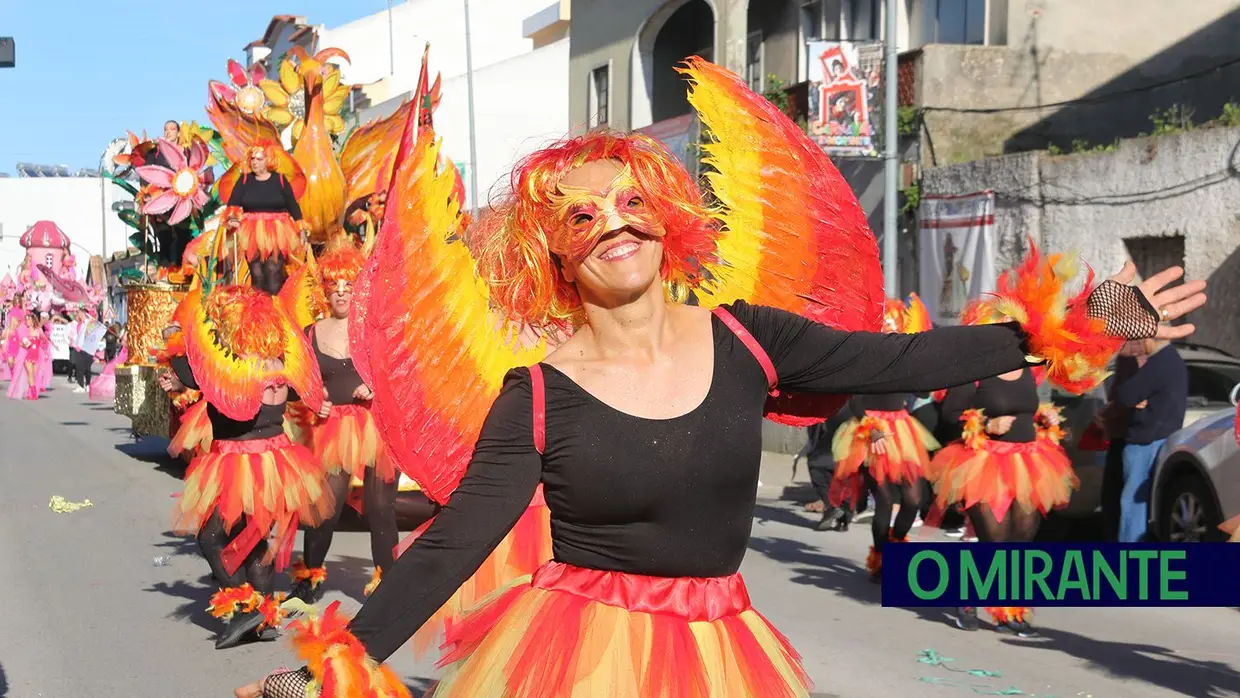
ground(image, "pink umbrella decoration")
xmin=136 ymin=138 xmax=211 ymax=226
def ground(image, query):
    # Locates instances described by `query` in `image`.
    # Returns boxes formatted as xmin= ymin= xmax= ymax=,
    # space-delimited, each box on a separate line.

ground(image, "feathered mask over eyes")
xmin=546 ymin=164 xmax=666 ymax=263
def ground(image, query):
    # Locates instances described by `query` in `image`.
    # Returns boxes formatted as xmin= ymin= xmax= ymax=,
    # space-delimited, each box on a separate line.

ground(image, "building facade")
xmin=244 ymin=1 xmax=572 ymax=209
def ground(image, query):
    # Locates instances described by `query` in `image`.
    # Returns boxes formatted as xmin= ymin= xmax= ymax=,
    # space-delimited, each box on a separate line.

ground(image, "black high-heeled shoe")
xmin=215 ymin=610 xmax=266 ymax=650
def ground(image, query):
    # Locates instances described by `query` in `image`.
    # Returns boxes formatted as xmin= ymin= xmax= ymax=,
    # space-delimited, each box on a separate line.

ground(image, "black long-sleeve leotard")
xmin=940 ymin=368 xmax=1039 ymax=443
xmin=227 ymin=173 xmax=303 ymax=220
xmin=348 ymin=301 xmax=1039 ymax=661
xmin=170 ymin=355 xmax=294 ymax=441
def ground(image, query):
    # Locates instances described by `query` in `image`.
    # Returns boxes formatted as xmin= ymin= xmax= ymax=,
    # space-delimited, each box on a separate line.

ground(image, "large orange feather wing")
xmin=340 ymin=99 xmax=415 ymax=208
xmin=679 ymin=57 xmax=884 ymax=424
xmin=357 ymin=121 xmax=544 ymax=505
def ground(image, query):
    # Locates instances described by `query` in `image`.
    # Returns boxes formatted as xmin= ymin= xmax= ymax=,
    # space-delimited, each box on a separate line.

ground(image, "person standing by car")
xmin=1100 ymin=340 xmax=1148 ymax=540
xmin=1113 ymin=336 xmax=1188 ymax=542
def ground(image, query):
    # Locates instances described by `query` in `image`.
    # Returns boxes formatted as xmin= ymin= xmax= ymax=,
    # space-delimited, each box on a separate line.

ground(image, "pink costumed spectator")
xmin=7 ymin=313 xmax=42 ymax=400
xmin=90 ymin=341 xmax=127 ymax=402
xmin=36 ymin=317 xmax=54 ymax=390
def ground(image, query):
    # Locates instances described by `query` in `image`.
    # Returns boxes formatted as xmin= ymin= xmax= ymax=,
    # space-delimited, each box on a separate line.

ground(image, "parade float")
xmin=7 ymin=221 xmax=106 ymax=371
xmin=108 ymin=46 xmax=448 ymax=501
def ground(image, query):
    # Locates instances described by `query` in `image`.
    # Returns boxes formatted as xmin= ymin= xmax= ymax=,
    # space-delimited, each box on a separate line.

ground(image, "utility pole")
xmin=387 ymin=0 xmax=396 ymax=76
xmin=463 ymin=0 xmax=480 ymax=213
xmin=881 ymin=0 xmax=899 ymax=295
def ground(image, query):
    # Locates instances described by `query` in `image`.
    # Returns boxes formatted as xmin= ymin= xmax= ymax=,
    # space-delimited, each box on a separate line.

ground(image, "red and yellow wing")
xmin=181 ymin=287 xmax=271 ymax=420
xmin=903 ymin=292 xmax=933 ymax=333
xmin=679 ymin=57 xmax=884 ymax=424
xmin=358 ymin=124 xmax=544 ymax=505
xmin=277 ymin=302 xmax=326 ymax=414
xmin=277 ymin=255 xmax=326 ymax=331
xmin=340 ymin=99 xmax=415 ymax=208
xmin=206 ymin=84 xmax=283 ymax=168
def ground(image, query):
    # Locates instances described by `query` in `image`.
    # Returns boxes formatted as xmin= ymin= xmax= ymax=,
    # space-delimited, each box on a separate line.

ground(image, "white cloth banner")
xmin=918 ymin=192 xmax=999 ymax=325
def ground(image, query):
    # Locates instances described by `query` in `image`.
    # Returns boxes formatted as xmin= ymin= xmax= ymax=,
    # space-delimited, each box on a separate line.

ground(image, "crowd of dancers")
xmin=0 ymin=303 xmax=124 ymax=402
xmin=58 ymin=45 xmax=1212 ymax=697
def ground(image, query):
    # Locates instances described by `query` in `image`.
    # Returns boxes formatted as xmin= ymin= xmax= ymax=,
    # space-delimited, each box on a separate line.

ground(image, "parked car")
xmin=1149 ymin=405 xmax=1240 ymax=542
xmin=1046 ymin=343 xmax=1240 ymax=520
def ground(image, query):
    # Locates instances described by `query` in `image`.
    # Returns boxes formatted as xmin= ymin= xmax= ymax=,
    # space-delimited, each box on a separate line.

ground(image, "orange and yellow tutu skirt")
xmin=409 ymin=488 xmax=552 ymax=657
xmin=309 ymin=403 xmax=394 ymax=482
xmin=175 ymin=433 xmax=333 ymax=574
xmin=927 ymin=437 xmax=1077 ymax=523
xmin=426 ymin=561 xmax=811 ymax=698
xmin=831 ymin=410 xmax=939 ymax=485
xmin=167 ymin=399 xmax=212 ymax=461
xmin=236 ymin=211 xmax=303 ymax=261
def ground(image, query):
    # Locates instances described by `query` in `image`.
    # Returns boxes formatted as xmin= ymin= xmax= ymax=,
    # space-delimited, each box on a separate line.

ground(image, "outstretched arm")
xmin=346 ymin=369 xmax=543 ymax=662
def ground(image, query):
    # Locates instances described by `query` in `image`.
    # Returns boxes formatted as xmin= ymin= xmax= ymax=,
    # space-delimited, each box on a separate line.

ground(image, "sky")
xmin=0 ymin=0 xmax=398 ymax=175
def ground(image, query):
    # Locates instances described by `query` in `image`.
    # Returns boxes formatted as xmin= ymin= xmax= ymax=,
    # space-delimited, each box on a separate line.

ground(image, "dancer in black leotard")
xmin=225 ymin=144 xmax=306 ymax=294
xmin=238 ymin=72 xmax=1203 ymax=698
xmin=162 ymin=285 xmax=333 ymax=649
xmin=289 ymin=241 xmax=438 ymax=605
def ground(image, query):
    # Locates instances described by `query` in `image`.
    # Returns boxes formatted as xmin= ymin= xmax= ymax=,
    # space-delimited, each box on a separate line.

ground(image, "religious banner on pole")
xmin=918 ymin=191 xmax=999 ymax=325
xmin=806 ymin=40 xmax=884 ymax=158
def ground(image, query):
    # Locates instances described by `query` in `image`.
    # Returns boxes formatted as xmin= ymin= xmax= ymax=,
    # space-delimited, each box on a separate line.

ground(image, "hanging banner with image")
xmin=918 ymin=192 xmax=999 ymax=325
xmin=806 ymin=40 xmax=884 ymax=158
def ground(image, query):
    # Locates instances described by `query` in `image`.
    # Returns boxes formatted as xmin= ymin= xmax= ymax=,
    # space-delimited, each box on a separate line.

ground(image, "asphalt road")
xmin=2 ymin=383 xmax=1239 ymax=698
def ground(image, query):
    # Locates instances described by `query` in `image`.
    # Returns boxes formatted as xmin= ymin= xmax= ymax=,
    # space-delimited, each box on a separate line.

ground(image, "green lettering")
xmin=1008 ymin=545 xmax=1020 ymax=601
xmin=1129 ymin=550 xmax=1157 ymax=600
xmin=1159 ymin=550 xmax=1189 ymax=601
xmin=1023 ymin=550 xmax=1054 ymax=601
xmin=1058 ymin=550 xmax=1090 ymax=601
xmin=962 ymin=550 xmax=1004 ymax=602
xmin=1092 ymin=550 xmax=1126 ymax=599
xmin=909 ymin=551 xmax=949 ymax=600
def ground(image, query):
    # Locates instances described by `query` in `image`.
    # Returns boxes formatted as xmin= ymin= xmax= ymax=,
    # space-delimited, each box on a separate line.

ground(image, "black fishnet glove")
xmin=261 ymin=667 xmax=313 ymax=698
xmin=1086 ymin=280 xmax=1159 ymax=339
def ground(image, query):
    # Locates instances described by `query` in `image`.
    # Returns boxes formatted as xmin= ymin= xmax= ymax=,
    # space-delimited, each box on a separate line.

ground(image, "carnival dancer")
xmin=158 ymin=283 xmax=334 ymax=649
xmin=89 ymin=344 xmax=127 ymax=402
xmin=224 ymin=143 xmax=308 ymax=295
xmin=287 ymin=238 xmax=438 ymax=605
xmin=833 ymin=298 xmax=940 ymax=582
xmin=6 ymin=312 xmax=42 ymax=400
xmin=237 ymin=58 xmax=1204 ymax=698
xmin=36 ymin=313 xmax=55 ymax=391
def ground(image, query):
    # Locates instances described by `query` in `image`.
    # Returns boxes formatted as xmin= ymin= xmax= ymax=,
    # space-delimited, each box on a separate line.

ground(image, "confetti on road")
xmin=918 ymin=650 xmax=1061 ymax=697
xmin=48 ymin=495 xmax=93 ymax=513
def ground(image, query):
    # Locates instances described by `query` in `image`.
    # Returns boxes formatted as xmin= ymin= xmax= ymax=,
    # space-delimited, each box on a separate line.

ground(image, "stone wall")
xmin=923 ymin=126 xmax=1240 ymax=354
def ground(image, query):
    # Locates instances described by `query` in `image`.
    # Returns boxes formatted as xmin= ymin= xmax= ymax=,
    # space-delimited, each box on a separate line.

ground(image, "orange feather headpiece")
xmin=318 ymin=235 xmax=366 ymax=295
xmin=469 ymin=129 xmax=720 ymax=331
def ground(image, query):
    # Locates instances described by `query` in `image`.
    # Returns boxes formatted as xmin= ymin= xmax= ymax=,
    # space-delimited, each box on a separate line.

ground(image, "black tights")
xmin=248 ymin=254 xmax=288 ymax=295
xmin=302 ymin=467 xmax=402 ymax=571
xmin=866 ymin=470 xmax=922 ymax=552
xmin=197 ymin=511 xmax=274 ymax=594
xmin=964 ymin=503 xmax=1043 ymax=543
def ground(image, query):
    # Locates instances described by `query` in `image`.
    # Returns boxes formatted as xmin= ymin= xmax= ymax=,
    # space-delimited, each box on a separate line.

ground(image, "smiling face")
xmin=549 ymin=159 xmax=666 ymax=303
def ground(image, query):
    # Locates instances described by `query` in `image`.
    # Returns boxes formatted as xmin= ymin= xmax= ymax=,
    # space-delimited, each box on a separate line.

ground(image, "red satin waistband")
xmin=980 ymin=438 xmax=1045 ymax=455
xmin=530 ymin=561 xmax=751 ymax=622
xmin=210 ymin=433 xmax=293 ymax=455
xmin=242 ymin=211 xmax=295 ymax=222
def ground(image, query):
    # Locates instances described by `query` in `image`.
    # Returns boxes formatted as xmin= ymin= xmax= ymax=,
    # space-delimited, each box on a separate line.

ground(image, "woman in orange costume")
xmin=832 ymin=298 xmax=939 ymax=583
xmin=238 ymin=59 xmax=1203 ymax=698
xmin=288 ymin=238 xmax=438 ymax=605
xmin=225 ymin=144 xmax=307 ymax=295
xmin=160 ymin=284 xmax=333 ymax=649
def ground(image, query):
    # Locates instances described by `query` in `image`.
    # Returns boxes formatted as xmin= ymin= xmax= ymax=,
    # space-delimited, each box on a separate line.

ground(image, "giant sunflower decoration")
xmin=261 ymin=51 xmax=351 ymax=142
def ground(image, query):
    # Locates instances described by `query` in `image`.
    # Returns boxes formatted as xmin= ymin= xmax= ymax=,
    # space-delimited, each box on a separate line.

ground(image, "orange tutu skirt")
xmin=410 ymin=490 xmax=553 ymax=658
xmin=927 ymin=437 xmax=1077 ymax=523
xmin=175 ymin=434 xmax=334 ymax=574
xmin=309 ymin=404 xmax=393 ymax=482
xmin=832 ymin=410 xmax=939 ymax=485
xmin=428 ymin=561 xmax=811 ymax=698
xmin=167 ymin=399 xmax=212 ymax=461
xmin=237 ymin=211 xmax=303 ymax=261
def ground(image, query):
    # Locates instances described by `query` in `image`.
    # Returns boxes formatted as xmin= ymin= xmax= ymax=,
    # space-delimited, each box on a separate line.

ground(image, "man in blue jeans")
xmin=1113 ymin=337 xmax=1187 ymax=542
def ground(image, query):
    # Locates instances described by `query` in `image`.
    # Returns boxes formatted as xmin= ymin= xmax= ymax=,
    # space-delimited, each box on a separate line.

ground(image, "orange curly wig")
xmin=318 ymin=239 xmax=365 ymax=295
xmin=205 ymin=285 xmax=284 ymax=358
xmin=469 ymin=129 xmax=719 ymax=330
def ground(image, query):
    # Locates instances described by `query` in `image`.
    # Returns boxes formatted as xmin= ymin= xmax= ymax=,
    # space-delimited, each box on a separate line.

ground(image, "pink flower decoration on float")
xmin=211 ymin=59 xmax=268 ymax=116
xmin=137 ymin=138 xmax=211 ymax=225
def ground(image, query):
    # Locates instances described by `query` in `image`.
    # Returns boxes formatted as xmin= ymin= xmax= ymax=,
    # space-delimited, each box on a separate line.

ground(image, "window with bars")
xmin=746 ymin=31 xmax=764 ymax=92
xmin=588 ymin=65 xmax=609 ymax=127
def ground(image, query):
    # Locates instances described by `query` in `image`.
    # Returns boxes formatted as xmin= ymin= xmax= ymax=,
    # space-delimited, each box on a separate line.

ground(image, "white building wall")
xmin=0 ymin=178 xmax=135 ymax=280
xmin=435 ymin=37 xmax=570 ymax=209
xmin=318 ymin=0 xmax=554 ymax=95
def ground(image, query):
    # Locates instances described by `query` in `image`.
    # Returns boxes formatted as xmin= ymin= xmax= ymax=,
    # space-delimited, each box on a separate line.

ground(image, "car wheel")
xmin=1157 ymin=473 xmax=1224 ymax=542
